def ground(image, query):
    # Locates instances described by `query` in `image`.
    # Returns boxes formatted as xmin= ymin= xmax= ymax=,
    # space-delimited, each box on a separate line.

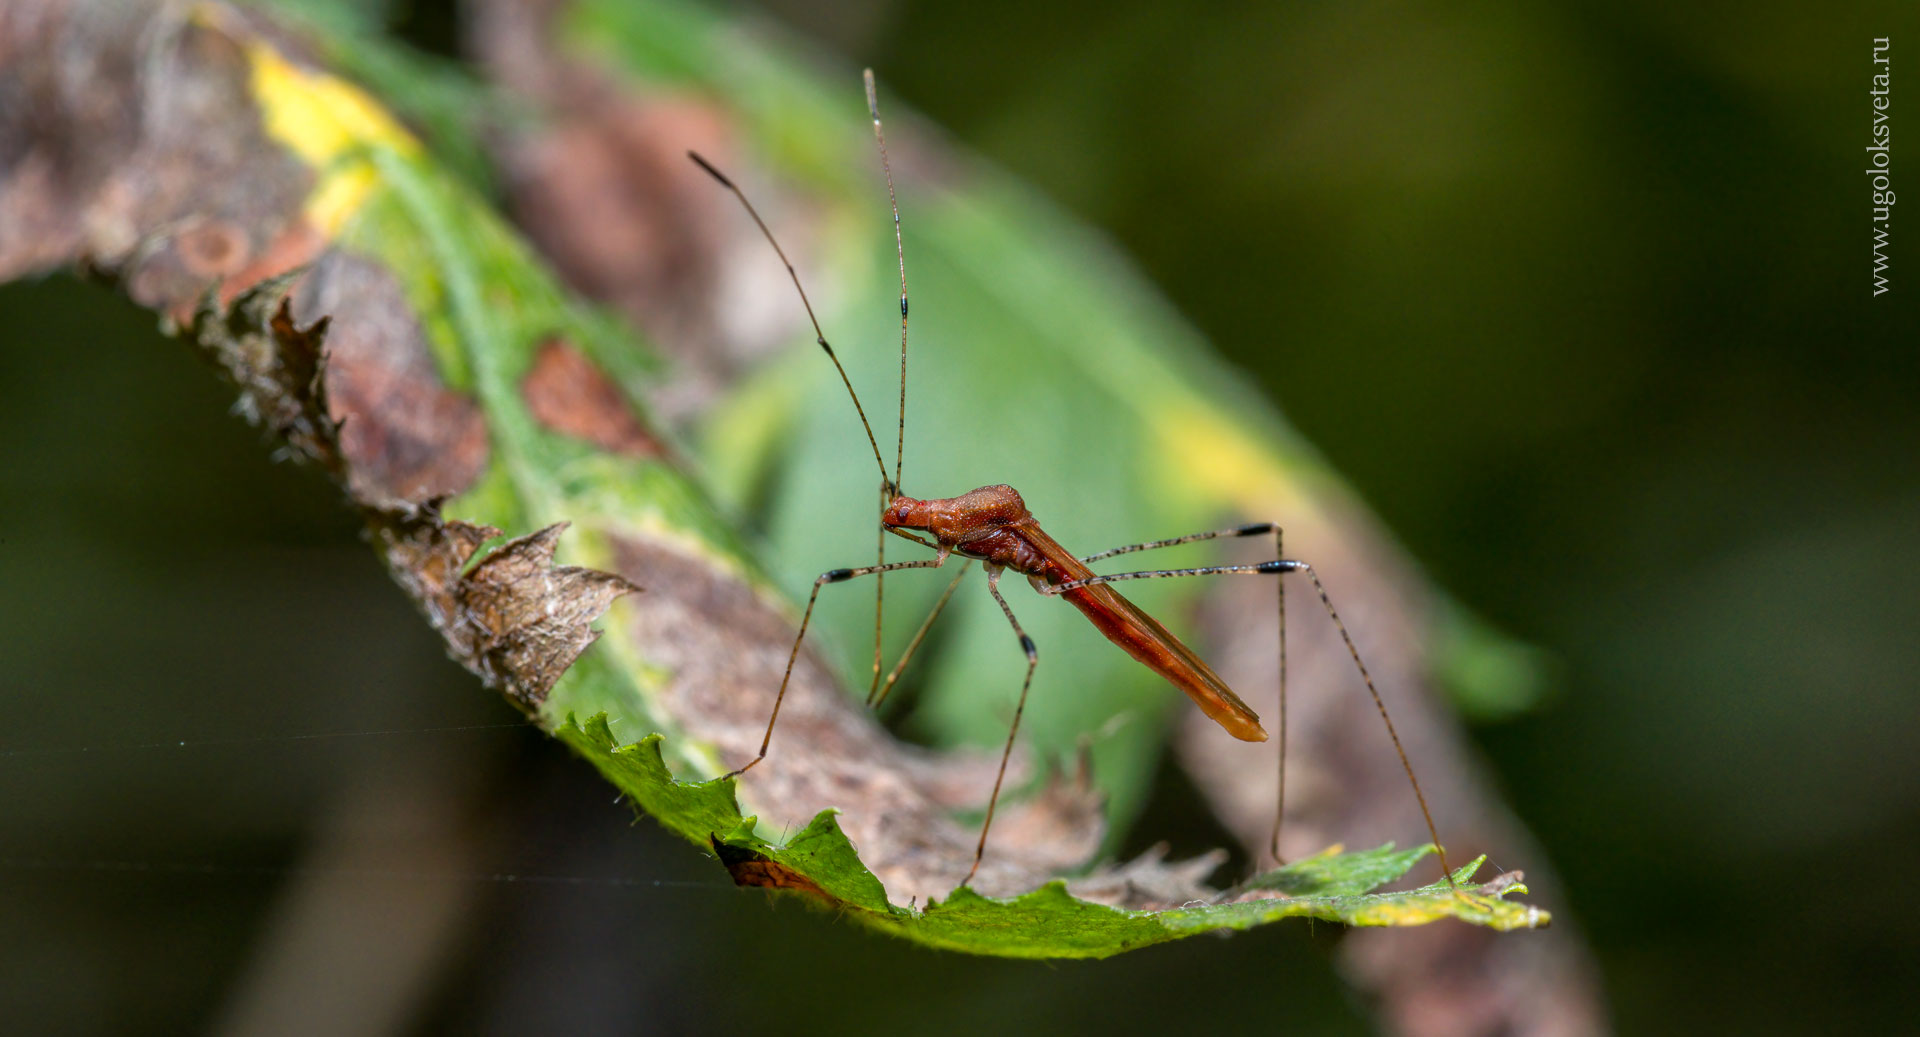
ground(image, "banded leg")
xmin=1079 ymin=520 xmax=1282 ymax=564
xmin=968 ymin=567 xmax=1041 ymax=886
xmin=1040 ymin=548 xmax=1456 ymax=889
xmin=725 ymin=555 xmax=947 ymax=780
xmin=1079 ymin=522 xmax=1290 ymax=861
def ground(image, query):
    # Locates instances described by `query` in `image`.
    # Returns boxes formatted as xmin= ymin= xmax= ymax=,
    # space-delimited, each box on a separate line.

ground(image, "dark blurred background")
xmin=3 ymin=0 xmax=1916 ymax=1033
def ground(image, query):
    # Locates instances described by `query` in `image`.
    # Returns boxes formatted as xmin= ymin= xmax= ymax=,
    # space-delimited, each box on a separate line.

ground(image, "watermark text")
xmin=1870 ymin=38 xmax=1892 ymax=295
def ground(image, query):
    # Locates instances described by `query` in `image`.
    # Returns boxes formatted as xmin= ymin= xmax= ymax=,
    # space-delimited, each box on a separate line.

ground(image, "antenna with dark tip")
xmin=864 ymin=68 xmax=908 ymax=496
xmin=687 ymin=150 xmax=893 ymax=496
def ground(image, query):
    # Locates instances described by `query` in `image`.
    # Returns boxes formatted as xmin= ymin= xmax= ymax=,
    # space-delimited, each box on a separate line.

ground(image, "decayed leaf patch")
xmin=521 ymin=337 xmax=662 ymax=457
xmin=188 ymin=269 xmax=637 ymax=713
xmin=438 ymin=521 xmax=639 ymax=711
xmin=293 ymin=250 xmax=491 ymax=503
xmin=710 ymin=840 xmax=834 ymax=902
xmin=186 ymin=272 xmax=343 ymax=479
xmin=372 ymin=506 xmax=636 ymax=712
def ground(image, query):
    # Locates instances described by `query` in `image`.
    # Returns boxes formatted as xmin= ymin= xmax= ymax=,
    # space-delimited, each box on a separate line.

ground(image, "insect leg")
xmin=1042 ymin=554 xmax=1457 ymax=890
xmin=1274 ymin=529 xmax=1286 ymax=863
xmin=869 ymin=480 xmax=890 ymax=704
xmin=869 ymin=559 xmax=974 ymax=708
xmin=724 ymin=556 xmax=947 ymax=781
xmin=967 ymin=568 xmax=1040 ymax=887
xmin=1077 ymin=521 xmax=1279 ymax=563
xmin=1078 ymin=523 xmax=1291 ymax=860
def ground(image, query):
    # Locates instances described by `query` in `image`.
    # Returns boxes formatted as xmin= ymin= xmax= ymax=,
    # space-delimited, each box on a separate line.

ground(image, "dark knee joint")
xmin=1258 ymin=560 xmax=1303 ymax=574
xmin=822 ymin=567 xmax=856 ymax=583
xmin=1019 ymin=633 xmax=1038 ymax=661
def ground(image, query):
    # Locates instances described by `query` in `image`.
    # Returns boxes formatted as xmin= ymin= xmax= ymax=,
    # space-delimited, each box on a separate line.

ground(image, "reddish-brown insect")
xmin=691 ymin=71 xmax=1454 ymax=889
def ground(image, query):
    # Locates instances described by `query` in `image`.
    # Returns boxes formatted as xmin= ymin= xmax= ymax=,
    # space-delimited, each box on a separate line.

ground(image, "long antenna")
xmin=687 ymin=151 xmax=892 ymax=495
xmin=863 ymin=70 xmax=912 ymax=705
xmin=865 ymin=69 xmax=909 ymax=494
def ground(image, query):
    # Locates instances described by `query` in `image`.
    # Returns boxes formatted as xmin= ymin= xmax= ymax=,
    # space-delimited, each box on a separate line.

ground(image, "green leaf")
xmin=1237 ymin=843 xmax=1442 ymax=898
xmin=557 ymin=712 xmax=1545 ymax=957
